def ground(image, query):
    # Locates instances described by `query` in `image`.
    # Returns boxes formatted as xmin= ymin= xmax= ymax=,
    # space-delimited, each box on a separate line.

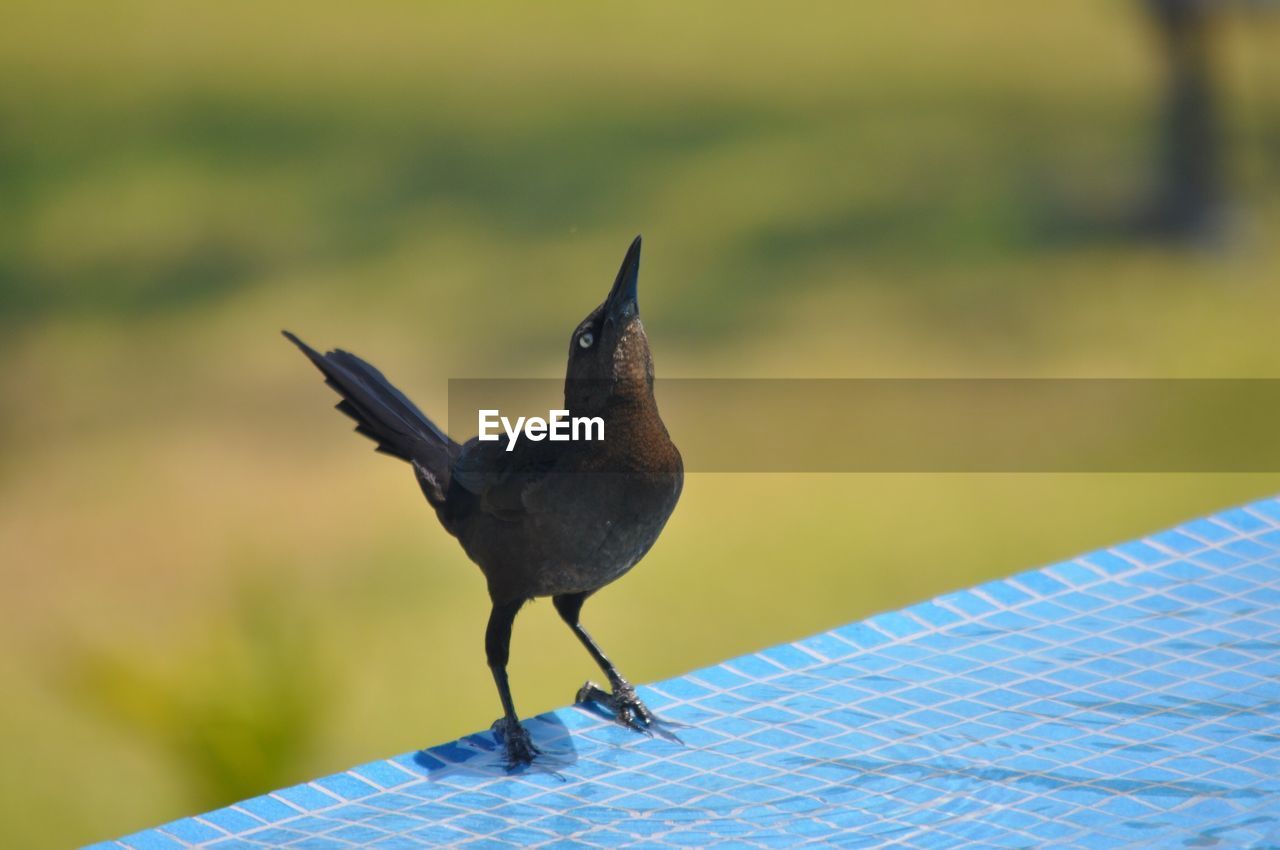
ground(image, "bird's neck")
xmin=604 ymin=393 xmax=674 ymax=445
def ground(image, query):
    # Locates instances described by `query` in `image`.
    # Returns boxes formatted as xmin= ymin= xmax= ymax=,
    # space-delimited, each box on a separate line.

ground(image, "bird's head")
xmin=564 ymin=235 xmax=655 ymax=413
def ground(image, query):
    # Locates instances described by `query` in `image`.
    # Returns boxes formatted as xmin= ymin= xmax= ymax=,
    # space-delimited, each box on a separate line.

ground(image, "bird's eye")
xmin=578 ymin=331 xmax=594 ymax=349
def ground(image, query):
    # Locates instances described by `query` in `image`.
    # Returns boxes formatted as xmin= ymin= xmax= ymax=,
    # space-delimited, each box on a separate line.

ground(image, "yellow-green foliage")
xmin=2 ymin=2 xmax=1279 ymax=847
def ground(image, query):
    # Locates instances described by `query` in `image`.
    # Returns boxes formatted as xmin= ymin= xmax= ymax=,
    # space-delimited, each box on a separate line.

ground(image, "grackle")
xmin=284 ymin=237 xmax=682 ymax=767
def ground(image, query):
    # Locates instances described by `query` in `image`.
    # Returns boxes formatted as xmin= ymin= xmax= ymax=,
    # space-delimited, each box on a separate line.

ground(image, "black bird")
xmin=284 ymin=237 xmax=683 ymax=767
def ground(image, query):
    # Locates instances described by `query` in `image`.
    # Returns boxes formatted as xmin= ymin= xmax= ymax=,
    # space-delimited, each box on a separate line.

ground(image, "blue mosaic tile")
xmin=272 ymin=784 xmax=339 ymax=813
xmin=89 ymin=496 xmax=1280 ymax=848
xmin=197 ymin=809 xmax=260 ymax=836
xmin=155 ymin=820 xmax=223 ymax=845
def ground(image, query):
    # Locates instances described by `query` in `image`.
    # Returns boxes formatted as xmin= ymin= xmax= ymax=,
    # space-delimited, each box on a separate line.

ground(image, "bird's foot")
xmin=576 ymin=679 xmax=655 ymax=732
xmin=490 ymin=716 xmax=539 ymax=769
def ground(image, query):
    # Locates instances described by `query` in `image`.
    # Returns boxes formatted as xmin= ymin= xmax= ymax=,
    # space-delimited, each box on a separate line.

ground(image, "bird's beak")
xmin=605 ymin=235 xmax=641 ymax=323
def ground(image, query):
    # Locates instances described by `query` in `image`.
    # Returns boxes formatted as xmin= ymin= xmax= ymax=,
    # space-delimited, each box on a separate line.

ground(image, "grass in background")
xmin=1 ymin=1 xmax=1279 ymax=846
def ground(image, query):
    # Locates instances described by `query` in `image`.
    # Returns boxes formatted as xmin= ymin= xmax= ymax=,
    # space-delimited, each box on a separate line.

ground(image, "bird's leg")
xmin=553 ymin=592 xmax=654 ymax=731
xmin=486 ymin=599 xmax=538 ymax=768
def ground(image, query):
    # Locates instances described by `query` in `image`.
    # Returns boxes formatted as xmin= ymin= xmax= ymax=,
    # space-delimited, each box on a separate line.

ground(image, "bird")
xmin=284 ymin=236 xmax=683 ymax=768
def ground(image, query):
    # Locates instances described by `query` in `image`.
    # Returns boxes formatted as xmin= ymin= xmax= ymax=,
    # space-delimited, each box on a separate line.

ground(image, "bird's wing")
xmin=451 ymin=437 xmax=560 ymax=521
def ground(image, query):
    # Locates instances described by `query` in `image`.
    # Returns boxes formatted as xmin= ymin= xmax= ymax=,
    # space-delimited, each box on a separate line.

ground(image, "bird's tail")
xmin=283 ymin=331 xmax=456 ymax=506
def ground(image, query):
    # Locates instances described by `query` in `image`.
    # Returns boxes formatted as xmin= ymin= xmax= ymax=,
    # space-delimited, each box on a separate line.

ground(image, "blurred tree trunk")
xmin=1146 ymin=0 xmax=1227 ymax=242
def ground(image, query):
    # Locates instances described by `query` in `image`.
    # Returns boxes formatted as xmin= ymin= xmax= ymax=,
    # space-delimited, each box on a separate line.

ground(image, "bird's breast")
xmin=526 ymin=465 xmax=681 ymax=596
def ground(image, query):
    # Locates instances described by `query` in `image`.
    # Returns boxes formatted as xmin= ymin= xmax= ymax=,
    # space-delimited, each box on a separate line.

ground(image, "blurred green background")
xmin=3 ymin=1 xmax=1279 ymax=846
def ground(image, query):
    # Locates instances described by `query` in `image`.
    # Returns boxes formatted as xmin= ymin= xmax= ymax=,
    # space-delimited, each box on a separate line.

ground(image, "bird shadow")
xmin=412 ymin=712 xmax=579 ymax=782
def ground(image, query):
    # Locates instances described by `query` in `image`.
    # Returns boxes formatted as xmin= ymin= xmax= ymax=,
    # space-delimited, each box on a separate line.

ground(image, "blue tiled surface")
xmin=94 ymin=497 xmax=1280 ymax=848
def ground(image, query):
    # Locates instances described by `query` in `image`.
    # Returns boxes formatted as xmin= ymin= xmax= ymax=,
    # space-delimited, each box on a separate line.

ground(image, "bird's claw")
xmin=576 ymin=679 xmax=655 ymax=732
xmin=491 ymin=716 xmax=539 ymax=769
